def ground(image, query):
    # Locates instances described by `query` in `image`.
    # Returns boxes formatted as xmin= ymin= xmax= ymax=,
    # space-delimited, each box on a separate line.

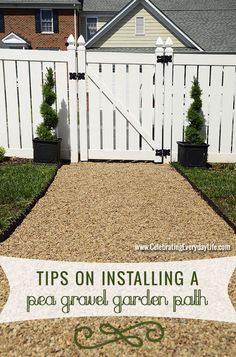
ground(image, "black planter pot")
xmin=177 ymin=141 xmax=209 ymax=168
xmin=33 ymin=138 xmax=62 ymax=164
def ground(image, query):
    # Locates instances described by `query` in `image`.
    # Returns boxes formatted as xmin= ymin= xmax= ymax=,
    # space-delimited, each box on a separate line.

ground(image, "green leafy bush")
xmin=0 ymin=146 xmax=6 ymax=162
xmin=185 ymin=77 xmax=204 ymax=144
xmin=36 ymin=68 xmax=58 ymax=141
xmin=36 ymin=123 xmax=56 ymax=141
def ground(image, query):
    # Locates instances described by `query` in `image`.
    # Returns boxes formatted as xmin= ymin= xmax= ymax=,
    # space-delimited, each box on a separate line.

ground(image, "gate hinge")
xmin=156 ymin=149 xmax=170 ymax=157
xmin=69 ymin=72 xmax=85 ymax=80
xmin=156 ymin=55 xmax=172 ymax=64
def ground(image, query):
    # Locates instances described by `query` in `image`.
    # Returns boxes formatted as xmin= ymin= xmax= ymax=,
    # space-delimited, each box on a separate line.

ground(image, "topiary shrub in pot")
xmin=33 ymin=67 xmax=61 ymax=164
xmin=177 ymin=77 xmax=209 ymax=167
xmin=0 ymin=146 xmax=6 ymax=162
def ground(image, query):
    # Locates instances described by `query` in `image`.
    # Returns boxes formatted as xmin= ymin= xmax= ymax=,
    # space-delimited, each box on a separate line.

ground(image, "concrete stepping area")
xmin=0 ymin=162 xmax=235 ymax=356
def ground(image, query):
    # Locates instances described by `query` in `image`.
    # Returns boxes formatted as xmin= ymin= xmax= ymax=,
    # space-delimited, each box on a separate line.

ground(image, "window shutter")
xmin=53 ymin=10 xmax=59 ymax=33
xmin=35 ymin=9 xmax=41 ymax=33
xmin=0 ymin=11 xmax=5 ymax=33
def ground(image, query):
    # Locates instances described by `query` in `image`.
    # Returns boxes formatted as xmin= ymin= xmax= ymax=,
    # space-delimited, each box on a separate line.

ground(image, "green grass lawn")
xmin=172 ymin=162 xmax=236 ymax=224
xmin=0 ymin=164 xmax=57 ymax=235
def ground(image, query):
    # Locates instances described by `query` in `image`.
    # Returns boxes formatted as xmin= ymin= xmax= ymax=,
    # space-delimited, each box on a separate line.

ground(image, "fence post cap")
xmin=67 ymin=34 xmax=75 ymax=49
xmin=165 ymin=37 xmax=173 ymax=47
xmin=156 ymin=37 xmax=164 ymax=47
xmin=165 ymin=37 xmax=174 ymax=55
xmin=78 ymin=35 xmax=86 ymax=46
xmin=155 ymin=37 xmax=164 ymax=55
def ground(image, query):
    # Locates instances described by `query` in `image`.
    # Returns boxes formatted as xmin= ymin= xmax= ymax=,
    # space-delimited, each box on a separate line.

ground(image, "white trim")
xmin=40 ymin=8 xmax=54 ymax=34
xmin=87 ymin=51 xmax=155 ymax=64
xmin=173 ymin=53 xmax=236 ymax=66
xmin=85 ymin=0 xmax=203 ymax=51
xmin=5 ymin=149 xmax=33 ymax=159
xmin=86 ymin=16 xmax=98 ymax=41
xmin=4 ymin=148 xmax=70 ymax=160
xmin=135 ymin=16 xmax=145 ymax=35
xmin=2 ymin=32 xmax=30 ymax=49
xmin=81 ymin=12 xmax=114 ymax=17
xmin=171 ymin=151 xmax=236 ymax=163
xmin=0 ymin=48 xmax=68 ymax=60
xmin=86 ymin=0 xmax=137 ymax=47
xmin=2 ymin=32 xmax=29 ymax=45
xmin=80 ymin=12 xmax=115 ymax=24
xmin=88 ymin=149 xmax=155 ymax=161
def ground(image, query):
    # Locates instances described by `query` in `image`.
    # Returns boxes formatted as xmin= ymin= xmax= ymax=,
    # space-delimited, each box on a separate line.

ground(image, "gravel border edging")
xmin=0 ymin=163 xmax=61 ymax=243
xmin=172 ymin=164 xmax=236 ymax=234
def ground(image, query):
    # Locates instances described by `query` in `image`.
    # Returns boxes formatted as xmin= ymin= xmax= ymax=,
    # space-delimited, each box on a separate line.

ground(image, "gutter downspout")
xmin=73 ymin=1 xmax=83 ymax=50
xmin=73 ymin=4 xmax=77 ymax=51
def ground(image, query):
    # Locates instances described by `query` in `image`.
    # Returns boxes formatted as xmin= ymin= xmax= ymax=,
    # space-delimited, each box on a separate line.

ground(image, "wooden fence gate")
xmin=78 ymin=37 xmax=174 ymax=163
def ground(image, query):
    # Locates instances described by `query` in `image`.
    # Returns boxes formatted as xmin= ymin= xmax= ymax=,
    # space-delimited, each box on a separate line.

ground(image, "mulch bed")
xmin=0 ymin=157 xmax=32 ymax=166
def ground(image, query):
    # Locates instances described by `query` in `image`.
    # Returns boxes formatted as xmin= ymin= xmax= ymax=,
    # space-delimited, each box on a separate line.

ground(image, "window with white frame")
xmin=135 ymin=16 xmax=145 ymax=35
xmin=86 ymin=17 xmax=97 ymax=40
xmin=40 ymin=9 xmax=53 ymax=33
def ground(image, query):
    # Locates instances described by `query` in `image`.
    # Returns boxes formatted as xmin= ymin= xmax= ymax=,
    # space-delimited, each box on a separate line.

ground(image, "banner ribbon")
xmin=0 ymin=256 xmax=235 ymax=323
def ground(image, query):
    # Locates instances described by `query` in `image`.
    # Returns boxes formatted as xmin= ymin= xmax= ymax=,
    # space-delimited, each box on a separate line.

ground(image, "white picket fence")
xmin=0 ymin=34 xmax=236 ymax=163
xmin=79 ymin=37 xmax=236 ymax=163
xmin=171 ymin=53 xmax=236 ymax=162
xmin=0 ymin=42 xmax=78 ymax=161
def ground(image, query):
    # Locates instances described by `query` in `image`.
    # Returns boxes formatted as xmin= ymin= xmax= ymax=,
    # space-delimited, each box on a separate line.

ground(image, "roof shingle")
xmin=83 ymin=0 xmax=236 ymax=12
xmin=83 ymin=0 xmax=236 ymax=52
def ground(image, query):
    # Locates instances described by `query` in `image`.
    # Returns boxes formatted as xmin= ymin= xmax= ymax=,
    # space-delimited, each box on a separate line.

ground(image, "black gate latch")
xmin=69 ymin=72 xmax=85 ymax=80
xmin=156 ymin=149 xmax=170 ymax=157
xmin=156 ymin=55 xmax=172 ymax=64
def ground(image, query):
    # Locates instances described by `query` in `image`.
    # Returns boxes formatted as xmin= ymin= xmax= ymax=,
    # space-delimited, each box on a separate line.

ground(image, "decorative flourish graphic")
xmin=74 ymin=321 xmax=164 ymax=350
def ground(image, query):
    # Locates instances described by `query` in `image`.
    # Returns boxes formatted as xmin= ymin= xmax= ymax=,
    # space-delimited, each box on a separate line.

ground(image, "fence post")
xmin=154 ymin=37 xmax=164 ymax=163
xmin=77 ymin=35 xmax=88 ymax=161
xmin=163 ymin=37 xmax=173 ymax=163
xmin=67 ymin=34 xmax=79 ymax=163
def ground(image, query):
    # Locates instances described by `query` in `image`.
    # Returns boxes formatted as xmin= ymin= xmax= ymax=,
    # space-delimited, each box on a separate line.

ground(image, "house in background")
xmin=81 ymin=0 xmax=236 ymax=53
xmin=0 ymin=0 xmax=235 ymax=52
xmin=0 ymin=0 xmax=82 ymax=50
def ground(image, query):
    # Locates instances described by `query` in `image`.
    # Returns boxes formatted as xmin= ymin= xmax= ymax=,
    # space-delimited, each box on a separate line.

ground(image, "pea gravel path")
xmin=0 ymin=163 xmax=235 ymax=357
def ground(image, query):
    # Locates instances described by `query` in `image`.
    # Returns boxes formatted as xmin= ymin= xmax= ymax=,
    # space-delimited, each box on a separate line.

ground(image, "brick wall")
xmin=0 ymin=9 xmax=76 ymax=50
